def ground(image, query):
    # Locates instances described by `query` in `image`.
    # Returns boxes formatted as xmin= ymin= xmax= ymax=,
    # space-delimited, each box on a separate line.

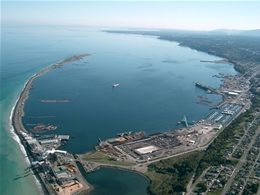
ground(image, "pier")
xmin=195 ymin=82 xmax=215 ymax=92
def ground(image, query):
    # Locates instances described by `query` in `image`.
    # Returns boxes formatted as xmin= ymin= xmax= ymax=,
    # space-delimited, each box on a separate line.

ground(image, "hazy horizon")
xmin=2 ymin=1 xmax=260 ymax=31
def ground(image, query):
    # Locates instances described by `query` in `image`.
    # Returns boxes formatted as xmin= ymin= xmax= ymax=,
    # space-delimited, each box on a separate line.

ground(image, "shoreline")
xmin=10 ymin=52 xmax=240 ymax=195
xmin=82 ymin=163 xmax=151 ymax=181
xmin=5 ymin=29 xmax=254 ymax=195
xmin=8 ymin=93 xmax=45 ymax=195
xmin=76 ymin=161 xmax=150 ymax=195
xmin=11 ymin=54 xmax=91 ymax=195
xmin=12 ymin=54 xmax=91 ymax=133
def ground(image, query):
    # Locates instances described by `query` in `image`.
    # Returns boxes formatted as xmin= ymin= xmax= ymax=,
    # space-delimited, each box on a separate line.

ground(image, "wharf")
xmin=195 ymin=82 xmax=215 ymax=92
xmin=57 ymin=135 xmax=70 ymax=140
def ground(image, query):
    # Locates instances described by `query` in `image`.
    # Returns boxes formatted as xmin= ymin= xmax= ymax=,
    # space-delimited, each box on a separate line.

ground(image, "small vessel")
xmin=112 ymin=83 xmax=119 ymax=87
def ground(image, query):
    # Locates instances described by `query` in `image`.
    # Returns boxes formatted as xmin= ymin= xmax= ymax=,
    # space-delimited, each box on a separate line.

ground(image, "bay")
xmin=22 ymin=29 xmax=237 ymax=154
xmin=1 ymin=25 xmax=237 ymax=195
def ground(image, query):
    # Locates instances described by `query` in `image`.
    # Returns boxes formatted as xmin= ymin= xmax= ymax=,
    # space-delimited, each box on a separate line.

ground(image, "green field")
xmin=81 ymin=152 xmax=135 ymax=166
xmin=145 ymin=151 xmax=204 ymax=195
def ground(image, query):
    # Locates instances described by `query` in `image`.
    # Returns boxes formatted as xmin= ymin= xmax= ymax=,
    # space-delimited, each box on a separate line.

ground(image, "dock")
xmin=57 ymin=135 xmax=70 ymax=140
xmin=195 ymin=82 xmax=215 ymax=91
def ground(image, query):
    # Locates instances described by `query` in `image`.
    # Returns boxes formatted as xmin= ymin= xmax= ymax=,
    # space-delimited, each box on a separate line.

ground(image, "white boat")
xmin=112 ymin=83 xmax=119 ymax=87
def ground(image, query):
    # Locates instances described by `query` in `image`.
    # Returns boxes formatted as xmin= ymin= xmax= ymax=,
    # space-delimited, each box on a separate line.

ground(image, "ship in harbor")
xmin=112 ymin=83 xmax=119 ymax=87
xmin=195 ymin=82 xmax=210 ymax=90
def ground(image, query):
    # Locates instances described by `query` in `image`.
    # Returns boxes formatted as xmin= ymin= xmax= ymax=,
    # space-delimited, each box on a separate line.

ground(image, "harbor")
xmin=83 ymin=101 xmax=244 ymax=168
xmin=13 ymin=67 xmax=251 ymax=195
xmin=205 ymin=103 xmax=243 ymax=124
xmin=8 ymin=39 xmax=252 ymax=195
xmin=77 ymin=71 xmax=252 ymax=175
xmin=16 ymin=67 xmax=250 ymax=194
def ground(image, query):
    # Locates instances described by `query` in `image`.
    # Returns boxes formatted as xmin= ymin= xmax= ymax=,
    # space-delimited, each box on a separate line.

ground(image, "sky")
xmin=1 ymin=1 xmax=260 ymax=31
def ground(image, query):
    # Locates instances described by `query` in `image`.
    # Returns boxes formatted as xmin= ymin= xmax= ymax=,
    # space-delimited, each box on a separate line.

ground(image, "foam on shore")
xmin=9 ymin=74 xmax=45 ymax=195
xmin=9 ymin=80 xmax=31 ymax=163
xmin=8 ymin=55 xmax=91 ymax=195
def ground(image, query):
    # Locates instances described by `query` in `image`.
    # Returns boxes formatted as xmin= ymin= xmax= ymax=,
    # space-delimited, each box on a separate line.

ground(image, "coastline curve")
xmin=10 ymin=54 xmax=91 ymax=195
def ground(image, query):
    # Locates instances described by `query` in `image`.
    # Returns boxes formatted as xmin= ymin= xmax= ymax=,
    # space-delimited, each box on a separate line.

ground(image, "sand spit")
xmin=11 ymin=54 xmax=91 ymax=195
xmin=12 ymin=54 xmax=90 ymax=134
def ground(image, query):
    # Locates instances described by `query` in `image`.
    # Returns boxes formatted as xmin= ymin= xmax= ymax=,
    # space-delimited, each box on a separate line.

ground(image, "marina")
xmin=88 ymin=102 xmax=244 ymax=165
xmin=204 ymin=103 xmax=243 ymax=124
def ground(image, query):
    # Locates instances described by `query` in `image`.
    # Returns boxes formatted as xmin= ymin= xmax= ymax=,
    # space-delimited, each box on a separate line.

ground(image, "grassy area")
xmin=81 ymin=151 xmax=107 ymax=160
xmin=194 ymin=108 xmax=256 ymax=182
xmin=145 ymin=151 xmax=204 ymax=195
xmin=144 ymin=171 xmax=170 ymax=191
xmin=81 ymin=151 xmax=135 ymax=166
xmin=207 ymin=188 xmax=223 ymax=195
xmin=193 ymin=180 xmax=207 ymax=193
xmin=193 ymin=186 xmax=200 ymax=193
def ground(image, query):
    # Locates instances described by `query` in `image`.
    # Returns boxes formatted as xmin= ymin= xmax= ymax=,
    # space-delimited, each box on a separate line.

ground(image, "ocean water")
xmin=1 ymin=25 xmax=237 ymax=195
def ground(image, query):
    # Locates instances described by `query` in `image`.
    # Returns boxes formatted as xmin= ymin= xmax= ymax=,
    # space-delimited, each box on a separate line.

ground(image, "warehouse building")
xmin=134 ymin=145 xmax=160 ymax=155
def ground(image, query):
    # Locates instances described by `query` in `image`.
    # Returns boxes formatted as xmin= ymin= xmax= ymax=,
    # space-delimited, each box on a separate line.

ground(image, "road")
xmin=186 ymin=167 xmax=210 ymax=195
xmin=221 ymin=114 xmax=260 ymax=195
xmin=229 ymin=126 xmax=247 ymax=158
xmin=142 ymin=145 xmax=207 ymax=166
xmin=238 ymin=152 xmax=260 ymax=195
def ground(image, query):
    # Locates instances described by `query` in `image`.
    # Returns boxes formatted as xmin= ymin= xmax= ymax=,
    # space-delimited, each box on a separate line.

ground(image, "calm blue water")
xmin=1 ymin=25 xmax=237 ymax=195
xmin=77 ymin=164 xmax=149 ymax=195
xmin=22 ymin=30 xmax=236 ymax=154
